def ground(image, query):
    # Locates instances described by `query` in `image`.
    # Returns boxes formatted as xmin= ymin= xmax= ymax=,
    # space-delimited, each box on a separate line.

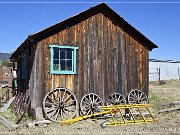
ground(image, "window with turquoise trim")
xmin=21 ymin=53 xmax=26 ymax=78
xmin=49 ymin=45 xmax=79 ymax=74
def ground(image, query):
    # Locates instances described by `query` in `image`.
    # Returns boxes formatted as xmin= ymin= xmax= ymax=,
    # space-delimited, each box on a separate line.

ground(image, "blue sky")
xmin=0 ymin=0 xmax=180 ymax=60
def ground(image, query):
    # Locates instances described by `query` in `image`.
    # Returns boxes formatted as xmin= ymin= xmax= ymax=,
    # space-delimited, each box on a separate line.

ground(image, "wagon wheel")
xmin=127 ymin=89 xmax=148 ymax=104
xmin=106 ymin=93 xmax=126 ymax=105
xmin=80 ymin=93 xmax=103 ymax=115
xmin=43 ymin=88 xmax=78 ymax=122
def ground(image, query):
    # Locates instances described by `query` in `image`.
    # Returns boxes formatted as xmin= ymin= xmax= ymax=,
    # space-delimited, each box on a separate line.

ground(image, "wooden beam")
xmin=0 ymin=115 xmax=18 ymax=130
xmin=27 ymin=120 xmax=51 ymax=128
xmin=171 ymin=101 xmax=180 ymax=105
xmin=158 ymin=107 xmax=180 ymax=114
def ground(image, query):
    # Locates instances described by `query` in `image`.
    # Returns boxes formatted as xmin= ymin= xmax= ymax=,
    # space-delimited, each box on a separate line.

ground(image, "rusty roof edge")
xmin=30 ymin=4 xmax=101 ymax=41
xmin=10 ymin=3 xmax=158 ymax=60
xmin=10 ymin=4 xmax=101 ymax=60
xmin=99 ymin=4 xmax=158 ymax=50
xmin=32 ymin=3 xmax=158 ymax=50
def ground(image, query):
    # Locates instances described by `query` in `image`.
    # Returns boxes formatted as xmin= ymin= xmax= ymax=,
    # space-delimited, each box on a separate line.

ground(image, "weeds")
xmin=149 ymin=94 xmax=160 ymax=102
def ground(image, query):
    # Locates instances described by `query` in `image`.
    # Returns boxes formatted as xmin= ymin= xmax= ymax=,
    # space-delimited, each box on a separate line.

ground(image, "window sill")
xmin=50 ymin=70 xmax=77 ymax=75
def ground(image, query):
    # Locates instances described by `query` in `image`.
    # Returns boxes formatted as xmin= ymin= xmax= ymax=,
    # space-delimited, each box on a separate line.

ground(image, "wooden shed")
xmin=10 ymin=3 xmax=157 ymax=120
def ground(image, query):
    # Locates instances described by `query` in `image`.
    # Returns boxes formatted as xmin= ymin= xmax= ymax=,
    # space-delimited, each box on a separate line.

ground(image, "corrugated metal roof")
xmin=149 ymin=59 xmax=180 ymax=63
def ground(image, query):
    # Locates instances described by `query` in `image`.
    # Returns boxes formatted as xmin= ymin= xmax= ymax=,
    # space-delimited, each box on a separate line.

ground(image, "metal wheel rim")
xmin=80 ymin=93 xmax=103 ymax=115
xmin=43 ymin=88 xmax=78 ymax=122
xmin=106 ymin=93 xmax=126 ymax=105
xmin=127 ymin=89 xmax=148 ymax=104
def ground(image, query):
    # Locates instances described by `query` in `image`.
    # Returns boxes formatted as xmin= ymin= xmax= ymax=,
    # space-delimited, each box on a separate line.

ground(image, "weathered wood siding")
xmin=35 ymin=13 xmax=149 ymax=106
xmin=15 ymin=44 xmax=38 ymax=109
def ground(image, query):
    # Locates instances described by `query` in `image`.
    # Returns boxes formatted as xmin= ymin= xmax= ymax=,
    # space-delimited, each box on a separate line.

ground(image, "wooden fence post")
xmin=178 ymin=66 xmax=180 ymax=80
xmin=158 ymin=67 xmax=161 ymax=83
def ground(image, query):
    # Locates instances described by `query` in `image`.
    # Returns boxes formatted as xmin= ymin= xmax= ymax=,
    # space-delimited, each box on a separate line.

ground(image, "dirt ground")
xmin=0 ymin=80 xmax=180 ymax=135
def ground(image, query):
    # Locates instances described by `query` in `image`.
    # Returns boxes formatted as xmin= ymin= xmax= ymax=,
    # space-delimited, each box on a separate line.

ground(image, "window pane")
xmin=60 ymin=49 xmax=65 ymax=60
xmin=53 ymin=60 xmax=59 ymax=71
xmin=67 ymin=50 xmax=72 ymax=59
xmin=54 ymin=48 xmax=59 ymax=59
xmin=59 ymin=49 xmax=73 ymax=71
xmin=60 ymin=60 xmax=65 ymax=70
xmin=66 ymin=60 xmax=72 ymax=71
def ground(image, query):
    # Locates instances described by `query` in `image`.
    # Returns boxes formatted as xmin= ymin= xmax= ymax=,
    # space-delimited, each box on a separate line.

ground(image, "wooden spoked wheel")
xmin=80 ymin=93 xmax=103 ymax=115
xmin=106 ymin=93 xmax=126 ymax=105
xmin=127 ymin=89 xmax=148 ymax=104
xmin=43 ymin=88 xmax=78 ymax=122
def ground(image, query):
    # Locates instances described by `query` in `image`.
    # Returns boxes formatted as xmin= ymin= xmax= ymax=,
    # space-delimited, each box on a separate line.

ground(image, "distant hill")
xmin=0 ymin=52 xmax=11 ymax=61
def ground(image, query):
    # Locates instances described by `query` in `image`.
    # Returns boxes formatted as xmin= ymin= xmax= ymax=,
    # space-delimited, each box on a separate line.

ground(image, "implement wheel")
xmin=127 ymin=89 xmax=148 ymax=104
xmin=80 ymin=93 xmax=103 ymax=115
xmin=43 ymin=88 xmax=78 ymax=122
xmin=106 ymin=93 xmax=126 ymax=105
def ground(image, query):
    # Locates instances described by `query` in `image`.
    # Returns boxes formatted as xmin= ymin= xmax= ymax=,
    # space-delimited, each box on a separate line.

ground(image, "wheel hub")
xmin=58 ymin=102 xmax=65 ymax=109
xmin=137 ymin=99 xmax=140 ymax=104
xmin=91 ymin=103 xmax=97 ymax=111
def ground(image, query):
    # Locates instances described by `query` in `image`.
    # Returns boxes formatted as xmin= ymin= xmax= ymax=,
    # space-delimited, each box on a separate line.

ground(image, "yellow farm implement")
xmin=60 ymin=104 xmax=157 ymax=127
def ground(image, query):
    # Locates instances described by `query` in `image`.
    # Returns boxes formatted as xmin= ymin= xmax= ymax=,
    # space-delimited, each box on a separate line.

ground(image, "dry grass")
xmin=0 ymin=80 xmax=180 ymax=134
xmin=149 ymin=79 xmax=180 ymax=110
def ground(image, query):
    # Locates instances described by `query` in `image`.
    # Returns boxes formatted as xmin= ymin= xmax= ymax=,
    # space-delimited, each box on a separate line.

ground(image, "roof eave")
xmin=10 ymin=36 xmax=34 ymax=60
xmin=10 ymin=3 xmax=158 ymax=59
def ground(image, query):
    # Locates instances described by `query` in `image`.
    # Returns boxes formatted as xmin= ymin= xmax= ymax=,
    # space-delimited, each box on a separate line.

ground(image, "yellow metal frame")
xmin=60 ymin=104 xmax=157 ymax=126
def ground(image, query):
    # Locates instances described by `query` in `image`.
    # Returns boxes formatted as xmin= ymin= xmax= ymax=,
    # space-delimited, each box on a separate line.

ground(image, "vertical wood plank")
xmin=32 ymin=13 xmax=150 ymax=109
